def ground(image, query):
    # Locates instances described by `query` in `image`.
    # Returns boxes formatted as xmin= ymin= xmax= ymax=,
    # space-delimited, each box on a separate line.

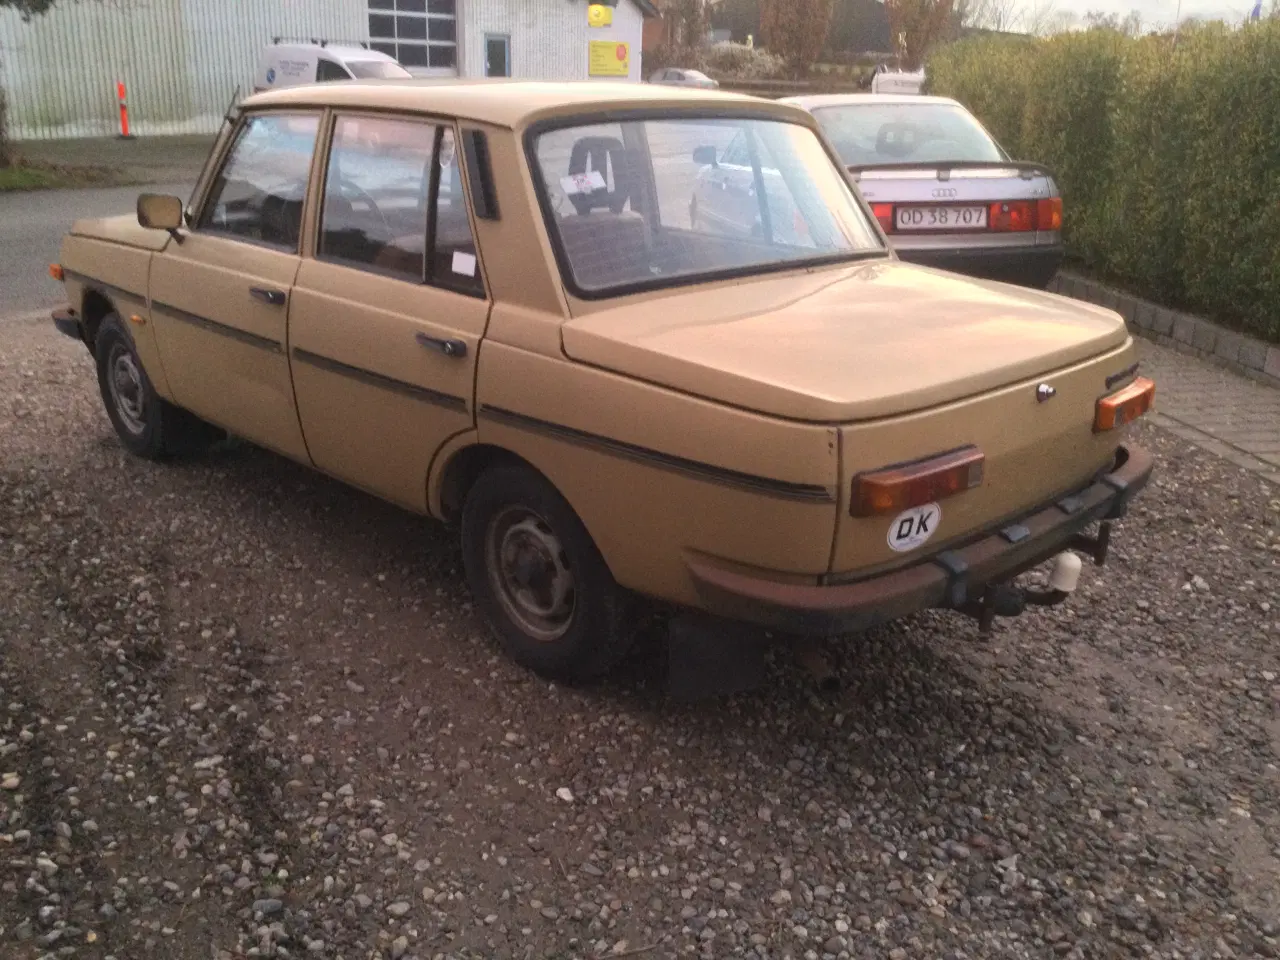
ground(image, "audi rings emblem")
xmin=931 ymin=187 xmax=958 ymax=199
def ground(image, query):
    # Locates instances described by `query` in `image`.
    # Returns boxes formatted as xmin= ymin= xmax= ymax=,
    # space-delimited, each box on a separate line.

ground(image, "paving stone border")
xmin=1047 ymin=270 xmax=1280 ymax=391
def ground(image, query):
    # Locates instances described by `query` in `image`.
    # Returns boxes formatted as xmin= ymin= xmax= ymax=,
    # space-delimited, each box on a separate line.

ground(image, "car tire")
xmin=461 ymin=463 xmax=633 ymax=682
xmin=94 ymin=313 xmax=221 ymax=460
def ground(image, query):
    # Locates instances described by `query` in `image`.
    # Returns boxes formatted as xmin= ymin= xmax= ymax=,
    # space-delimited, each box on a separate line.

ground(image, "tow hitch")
xmin=963 ymin=520 xmax=1112 ymax=634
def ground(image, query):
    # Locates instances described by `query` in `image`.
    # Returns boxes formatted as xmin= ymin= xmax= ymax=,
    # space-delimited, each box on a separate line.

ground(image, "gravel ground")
xmin=2 ymin=312 xmax=1279 ymax=960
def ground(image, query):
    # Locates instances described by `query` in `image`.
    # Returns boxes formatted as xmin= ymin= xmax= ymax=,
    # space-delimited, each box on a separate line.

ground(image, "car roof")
xmin=243 ymin=78 xmax=797 ymax=129
xmin=780 ymin=93 xmax=961 ymax=110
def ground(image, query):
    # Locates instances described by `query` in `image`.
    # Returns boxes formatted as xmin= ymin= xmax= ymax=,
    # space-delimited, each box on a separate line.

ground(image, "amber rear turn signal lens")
xmin=1095 ymin=376 xmax=1155 ymax=432
xmin=1037 ymin=197 xmax=1063 ymax=231
xmin=49 ymin=264 xmax=64 ymax=281
xmin=851 ymin=446 xmax=985 ymax=517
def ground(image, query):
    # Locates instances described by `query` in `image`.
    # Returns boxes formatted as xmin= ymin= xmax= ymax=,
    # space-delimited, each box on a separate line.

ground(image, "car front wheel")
xmin=461 ymin=463 xmax=633 ymax=682
xmin=94 ymin=313 xmax=221 ymax=459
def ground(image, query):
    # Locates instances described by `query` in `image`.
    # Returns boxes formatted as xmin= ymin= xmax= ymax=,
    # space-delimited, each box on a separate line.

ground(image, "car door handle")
xmin=250 ymin=287 xmax=287 ymax=306
xmin=415 ymin=332 xmax=468 ymax=358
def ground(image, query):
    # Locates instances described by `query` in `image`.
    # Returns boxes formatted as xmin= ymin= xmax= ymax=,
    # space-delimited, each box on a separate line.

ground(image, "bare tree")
xmin=884 ymin=0 xmax=957 ymax=70
xmin=955 ymin=0 xmax=1020 ymax=32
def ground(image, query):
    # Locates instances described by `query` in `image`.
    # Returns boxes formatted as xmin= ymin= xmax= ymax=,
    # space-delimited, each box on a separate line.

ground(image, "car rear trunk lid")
xmin=561 ymin=259 xmax=1128 ymax=424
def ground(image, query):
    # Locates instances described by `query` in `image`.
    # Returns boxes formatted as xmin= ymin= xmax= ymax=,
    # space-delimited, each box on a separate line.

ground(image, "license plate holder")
xmin=895 ymin=205 xmax=988 ymax=231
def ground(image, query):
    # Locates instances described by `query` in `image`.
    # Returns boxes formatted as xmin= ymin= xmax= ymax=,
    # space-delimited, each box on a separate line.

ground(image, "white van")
xmin=870 ymin=67 xmax=926 ymax=95
xmin=254 ymin=39 xmax=412 ymax=93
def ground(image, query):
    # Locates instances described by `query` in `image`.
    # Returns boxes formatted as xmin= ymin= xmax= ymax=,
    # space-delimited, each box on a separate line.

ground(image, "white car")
xmin=649 ymin=67 xmax=719 ymax=89
xmin=254 ymin=38 xmax=411 ymax=93
xmin=784 ymin=93 xmax=1064 ymax=289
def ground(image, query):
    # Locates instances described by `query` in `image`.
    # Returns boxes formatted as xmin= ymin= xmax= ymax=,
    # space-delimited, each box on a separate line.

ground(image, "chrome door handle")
xmin=416 ymin=332 xmax=467 ymax=358
xmin=250 ymin=287 xmax=286 ymax=306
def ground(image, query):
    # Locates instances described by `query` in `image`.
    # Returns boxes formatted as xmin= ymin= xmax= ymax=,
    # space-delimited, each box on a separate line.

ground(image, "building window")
xmin=369 ymin=0 xmax=458 ymax=71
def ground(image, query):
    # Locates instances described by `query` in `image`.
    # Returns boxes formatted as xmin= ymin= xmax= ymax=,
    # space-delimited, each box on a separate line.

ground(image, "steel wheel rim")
xmin=107 ymin=343 xmax=146 ymax=436
xmin=485 ymin=506 xmax=576 ymax=643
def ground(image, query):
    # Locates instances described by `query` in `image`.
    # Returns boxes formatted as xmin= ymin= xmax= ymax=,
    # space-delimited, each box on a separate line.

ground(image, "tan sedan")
xmin=49 ymin=80 xmax=1154 ymax=683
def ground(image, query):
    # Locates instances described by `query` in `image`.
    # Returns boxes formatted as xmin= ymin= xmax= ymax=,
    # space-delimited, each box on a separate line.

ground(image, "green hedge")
xmin=927 ymin=23 xmax=1280 ymax=344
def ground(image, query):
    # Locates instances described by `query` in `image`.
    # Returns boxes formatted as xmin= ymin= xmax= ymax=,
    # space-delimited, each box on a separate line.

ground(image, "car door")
xmin=698 ymin=131 xmax=757 ymax=238
xmin=148 ymin=111 xmax=321 ymax=462
xmin=287 ymin=114 xmax=487 ymax=513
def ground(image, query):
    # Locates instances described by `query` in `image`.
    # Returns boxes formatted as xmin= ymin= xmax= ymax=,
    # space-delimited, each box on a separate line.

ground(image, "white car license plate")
xmin=896 ymin=205 xmax=988 ymax=231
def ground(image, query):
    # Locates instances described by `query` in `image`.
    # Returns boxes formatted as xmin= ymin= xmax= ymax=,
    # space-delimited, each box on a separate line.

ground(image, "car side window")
xmin=430 ymin=128 xmax=483 ymax=296
xmin=319 ymin=115 xmax=436 ymax=283
xmin=196 ymin=113 xmax=320 ymax=252
xmin=721 ymin=133 xmax=748 ymax=167
xmin=317 ymin=59 xmax=352 ymax=82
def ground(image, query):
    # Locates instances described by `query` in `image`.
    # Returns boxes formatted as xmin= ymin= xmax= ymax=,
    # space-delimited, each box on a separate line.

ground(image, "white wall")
xmin=0 ymin=0 xmax=367 ymax=140
xmin=461 ymin=0 xmax=645 ymax=82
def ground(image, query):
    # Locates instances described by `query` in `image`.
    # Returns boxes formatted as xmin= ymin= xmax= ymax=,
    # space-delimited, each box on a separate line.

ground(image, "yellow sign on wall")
xmin=588 ymin=40 xmax=629 ymax=77
xmin=587 ymin=3 xmax=613 ymax=27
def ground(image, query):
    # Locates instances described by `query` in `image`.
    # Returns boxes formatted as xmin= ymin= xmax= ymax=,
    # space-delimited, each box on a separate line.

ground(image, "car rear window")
xmin=811 ymin=103 xmax=1005 ymax=168
xmin=530 ymin=117 xmax=883 ymax=297
xmin=346 ymin=60 xmax=412 ymax=79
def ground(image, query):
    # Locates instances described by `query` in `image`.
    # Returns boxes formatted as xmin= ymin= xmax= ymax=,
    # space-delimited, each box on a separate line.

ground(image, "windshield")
xmin=811 ymin=103 xmax=1005 ymax=168
xmin=346 ymin=60 xmax=412 ymax=80
xmin=531 ymin=117 xmax=884 ymax=296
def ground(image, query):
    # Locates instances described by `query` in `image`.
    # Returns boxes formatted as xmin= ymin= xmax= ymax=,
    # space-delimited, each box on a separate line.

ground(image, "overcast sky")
xmin=1015 ymin=0 xmax=1259 ymax=30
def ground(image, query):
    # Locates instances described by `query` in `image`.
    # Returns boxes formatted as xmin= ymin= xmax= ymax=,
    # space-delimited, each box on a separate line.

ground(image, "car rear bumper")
xmin=687 ymin=442 xmax=1153 ymax=636
xmin=52 ymin=306 xmax=83 ymax=341
xmin=898 ymin=243 xmax=1064 ymax=289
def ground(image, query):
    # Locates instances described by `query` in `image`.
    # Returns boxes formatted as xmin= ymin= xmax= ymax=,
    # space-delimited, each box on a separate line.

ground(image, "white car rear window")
xmin=813 ymin=103 xmax=1005 ymax=168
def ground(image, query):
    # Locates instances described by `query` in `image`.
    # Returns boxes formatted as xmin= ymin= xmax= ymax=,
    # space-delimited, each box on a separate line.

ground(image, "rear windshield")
xmin=811 ymin=103 xmax=1005 ymax=168
xmin=346 ymin=60 xmax=412 ymax=80
xmin=531 ymin=117 xmax=884 ymax=296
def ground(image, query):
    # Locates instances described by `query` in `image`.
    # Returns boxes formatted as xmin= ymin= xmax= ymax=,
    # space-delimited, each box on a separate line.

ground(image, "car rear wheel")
xmin=94 ymin=313 xmax=221 ymax=460
xmin=461 ymin=463 xmax=633 ymax=682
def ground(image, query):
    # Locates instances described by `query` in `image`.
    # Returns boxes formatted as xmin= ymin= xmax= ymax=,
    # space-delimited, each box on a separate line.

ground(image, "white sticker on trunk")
xmin=887 ymin=503 xmax=941 ymax=553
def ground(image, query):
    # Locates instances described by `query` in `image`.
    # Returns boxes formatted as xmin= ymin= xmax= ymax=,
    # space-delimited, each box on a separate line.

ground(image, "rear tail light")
xmin=1037 ymin=196 xmax=1063 ymax=231
xmin=870 ymin=203 xmax=894 ymax=233
xmin=1094 ymin=376 xmax=1155 ymax=432
xmin=988 ymin=200 xmax=1036 ymax=232
xmin=851 ymin=445 xmax=985 ymax=517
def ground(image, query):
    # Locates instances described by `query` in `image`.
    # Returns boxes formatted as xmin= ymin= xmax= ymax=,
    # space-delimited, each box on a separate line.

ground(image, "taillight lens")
xmin=988 ymin=198 xmax=1062 ymax=232
xmin=1095 ymin=377 xmax=1155 ymax=432
xmin=871 ymin=203 xmax=894 ymax=233
xmin=1037 ymin=196 xmax=1063 ymax=231
xmin=851 ymin=446 xmax=985 ymax=517
xmin=49 ymin=264 xmax=64 ymax=281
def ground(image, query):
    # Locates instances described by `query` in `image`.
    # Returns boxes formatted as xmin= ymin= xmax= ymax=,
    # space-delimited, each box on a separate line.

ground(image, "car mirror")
xmin=137 ymin=193 xmax=184 ymax=233
xmin=692 ymin=145 xmax=718 ymax=167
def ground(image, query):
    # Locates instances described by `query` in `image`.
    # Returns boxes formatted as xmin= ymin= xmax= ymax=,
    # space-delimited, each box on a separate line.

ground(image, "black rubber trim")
xmin=153 ymin=300 xmax=282 ymax=353
xmin=932 ymin=550 xmax=969 ymax=608
xmin=479 ymin=405 xmax=835 ymax=504
xmin=293 ymin=348 xmax=468 ymax=413
xmin=462 ymin=129 xmax=499 ymax=221
xmin=1105 ymin=362 xmax=1140 ymax=390
xmin=1000 ymin=523 xmax=1031 ymax=544
xmin=63 ymin=270 xmax=145 ymax=303
xmin=51 ymin=307 xmax=82 ymax=341
xmin=1056 ymin=494 xmax=1085 ymax=515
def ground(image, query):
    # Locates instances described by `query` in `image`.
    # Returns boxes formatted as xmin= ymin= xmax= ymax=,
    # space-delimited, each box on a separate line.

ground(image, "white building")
xmin=0 ymin=0 xmax=658 ymax=140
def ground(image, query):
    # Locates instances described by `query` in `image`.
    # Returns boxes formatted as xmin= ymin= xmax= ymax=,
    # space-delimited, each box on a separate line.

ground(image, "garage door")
xmin=368 ymin=0 xmax=459 ymax=76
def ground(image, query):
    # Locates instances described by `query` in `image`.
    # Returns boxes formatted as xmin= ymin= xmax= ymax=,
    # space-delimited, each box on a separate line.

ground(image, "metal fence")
xmin=0 ymin=0 xmax=365 ymax=141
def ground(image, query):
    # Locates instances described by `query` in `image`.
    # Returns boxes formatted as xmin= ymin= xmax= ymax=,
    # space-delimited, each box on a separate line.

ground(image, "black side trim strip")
xmin=63 ymin=270 xmax=145 ymax=303
xmin=153 ymin=300 xmax=282 ymax=353
xmin=293 ymin=348 xmax=468 ymax=413
xmin=480 ymin=405 xmax=834 ymax=504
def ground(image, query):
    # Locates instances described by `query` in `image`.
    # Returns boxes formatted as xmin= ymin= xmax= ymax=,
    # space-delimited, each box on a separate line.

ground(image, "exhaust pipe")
xmin=795 ymin=640 xmax=839 ymax=692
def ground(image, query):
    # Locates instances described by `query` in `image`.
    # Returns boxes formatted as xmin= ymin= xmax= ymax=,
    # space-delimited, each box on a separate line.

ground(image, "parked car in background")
xmin=870 ymin=67 xmax=925 ymax=95
xmin=648 ymin=67 xmax=719 ymax=89
xmin=785 ymin=93 xmax=1064 ymax=288
xmin=254 ymin=38 xmax=411 ymax=93
xmin=50 ymin=80 xmax=1151 ymax=687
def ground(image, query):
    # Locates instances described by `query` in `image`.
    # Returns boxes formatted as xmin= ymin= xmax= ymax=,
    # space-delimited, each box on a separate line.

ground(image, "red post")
xmin=116 ymin=81 xmax=134 ymax=139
